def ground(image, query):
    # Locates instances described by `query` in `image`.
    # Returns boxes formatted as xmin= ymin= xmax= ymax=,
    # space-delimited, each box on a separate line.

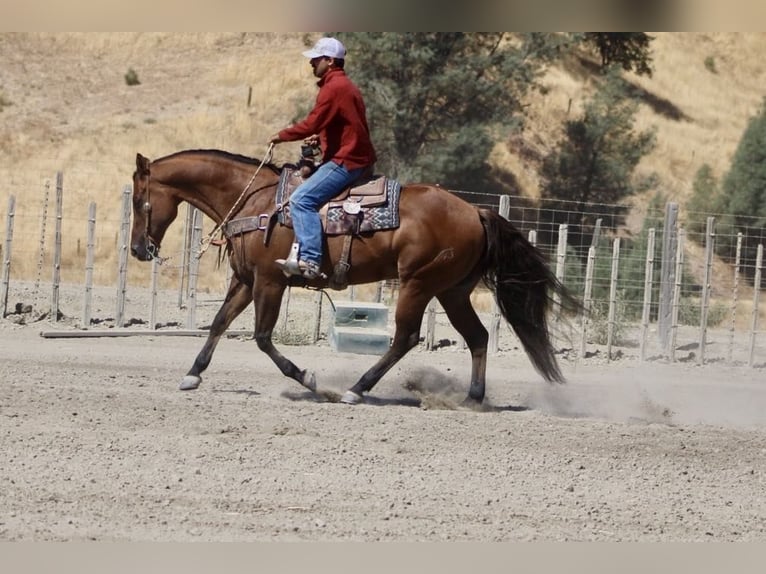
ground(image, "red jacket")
xmin=278 ymin=69 xmax=377 ymax=170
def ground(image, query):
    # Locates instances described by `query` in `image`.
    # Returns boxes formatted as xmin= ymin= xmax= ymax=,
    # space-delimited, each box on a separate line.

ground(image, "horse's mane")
xmin=157 ymin=148 xmax=283 ymax=174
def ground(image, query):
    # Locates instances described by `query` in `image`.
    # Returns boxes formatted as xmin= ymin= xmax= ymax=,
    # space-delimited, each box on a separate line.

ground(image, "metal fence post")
xmin=50 ymin=172 xmax=63 ymax=322
xmin=150 ymin=258 xmax=160 ymax=329
xmin=35 ymin=180 xmax=50 ymax=290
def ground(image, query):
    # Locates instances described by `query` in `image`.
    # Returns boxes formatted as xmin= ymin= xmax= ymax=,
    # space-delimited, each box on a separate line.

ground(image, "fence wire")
xmin=1 ymin=171 xmax=764 ymax=367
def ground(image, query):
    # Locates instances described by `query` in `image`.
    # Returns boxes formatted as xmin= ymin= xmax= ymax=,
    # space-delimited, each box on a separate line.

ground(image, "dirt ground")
xmin=1 ymin=283 xmax=765 ymax=542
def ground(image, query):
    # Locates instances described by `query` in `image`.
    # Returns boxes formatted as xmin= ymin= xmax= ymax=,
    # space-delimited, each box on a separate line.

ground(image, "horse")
xmin=130 ymin=149 xmax=579 ymax=406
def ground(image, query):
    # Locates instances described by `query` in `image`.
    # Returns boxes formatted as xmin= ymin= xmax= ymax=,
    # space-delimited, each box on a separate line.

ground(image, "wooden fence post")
xmin=697 ymin=216 xmax=716 ymax=365
xmin=590 ymin=218 xmax=602 ymax=248
xmin=50 ymin=172 xmax=63 ymax=322
xmin=748 ymin=244 xmax=763 ymax=368
xmin=554 ymin=224 xmax=568 ymax=323
xmin=312 ymin=290 xmax=323 ymax=343
xmin=639 ymin=228 xmax=656 ymax=361
xmin=281 ymin=287 xmax=292 ymax=333
xmin=580 ymin=245 xmax=596 ymax=358
xmin=82 ymin=202 xmax=96 ymax=328
xmin=186 ymin=208 xmax=202 ymax=329
xmin=729 ymin=233 xmax=743 ymax=362
xmin=178 ymin=203 xmax=194 ymax=308
xmin=0 ymin=195 xmax=15 ymax=318
xmin=425 ymin=299 xmax=436 ymax=350
xmin=116 ymin=185 xmax=132 ymax=327
xmin=658 ymin=202 xmax=679 ymax=352
xmin=607 ymin=238 xmax=620 ymax=361
xmin=669 ymin=229 xmax=685 ymax=362
xmin=489 ymin=195 xmax=510 ymax=354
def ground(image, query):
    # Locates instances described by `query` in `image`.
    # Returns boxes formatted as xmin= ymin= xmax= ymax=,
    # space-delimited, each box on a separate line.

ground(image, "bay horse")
xmin=130 ymin=149 xmax=578 ymax=405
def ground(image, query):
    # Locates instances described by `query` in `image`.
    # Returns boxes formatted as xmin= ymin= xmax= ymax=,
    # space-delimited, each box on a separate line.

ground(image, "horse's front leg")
xmin=180 ymin=275 xmax=253 ymax=390
xmin=252 ymin=278 xmax=316 ymax=392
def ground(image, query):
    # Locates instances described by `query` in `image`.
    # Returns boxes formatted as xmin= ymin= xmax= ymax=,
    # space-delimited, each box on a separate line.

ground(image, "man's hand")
xmin=303 ymin=134 xmax=319 ymax=146
xmin=269 ymin=133 xmax=282 ymax=145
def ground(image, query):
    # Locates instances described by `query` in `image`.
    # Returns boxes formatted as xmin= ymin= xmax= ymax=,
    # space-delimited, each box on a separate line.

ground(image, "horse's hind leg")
xmin=180 ymin=275 xmax=252 ymax=390
xmin=251 ymin=278 xmax=316 ymax=392
xmin=341 ymin=283 xmax=431 ymax=404
xmin=437 ymin=285 xmax=489 ymax=405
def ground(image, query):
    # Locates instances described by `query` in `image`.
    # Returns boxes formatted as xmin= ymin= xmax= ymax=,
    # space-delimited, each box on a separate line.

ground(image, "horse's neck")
xmin=157 ymin=158 xmax=276 ymax=223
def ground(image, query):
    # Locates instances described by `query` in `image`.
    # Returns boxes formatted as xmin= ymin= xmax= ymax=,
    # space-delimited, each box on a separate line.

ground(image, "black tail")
xmin=478 ymin=209 xmax=580 ymax=383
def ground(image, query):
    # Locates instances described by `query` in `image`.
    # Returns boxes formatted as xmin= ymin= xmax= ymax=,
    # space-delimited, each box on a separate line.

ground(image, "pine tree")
xmin=687 ymin=163 xmax=722 ymax=236
xmin=721 ymin=97 xmax=766 ymax=221
xmin=719 ymin=97 xmax=766 ymax=275
xmin=334 ymin=33 xmax=562 ymax=189
xmin=582 ymin=33 xmax=654 ymax=77
xmin=540 ymin=67 xmax=657 ymax=250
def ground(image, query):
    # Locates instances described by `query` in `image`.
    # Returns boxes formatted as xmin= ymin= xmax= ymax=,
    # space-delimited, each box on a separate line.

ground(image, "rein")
xmin=195 ymin=143 xmax=275 ymax=259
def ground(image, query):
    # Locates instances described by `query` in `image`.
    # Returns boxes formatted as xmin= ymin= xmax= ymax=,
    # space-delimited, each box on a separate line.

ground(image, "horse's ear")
xmin=136 ymin=153 xmax=150 ymax=174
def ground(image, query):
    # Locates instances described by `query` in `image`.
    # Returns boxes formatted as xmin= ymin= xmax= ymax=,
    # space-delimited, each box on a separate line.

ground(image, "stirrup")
xmin=275 ymin=242 xmax=301 ymax=277
xmin=275 ymin=259 xmax=326 ymax=280
xmin=275 ymin=243 xmax=326 ymax=280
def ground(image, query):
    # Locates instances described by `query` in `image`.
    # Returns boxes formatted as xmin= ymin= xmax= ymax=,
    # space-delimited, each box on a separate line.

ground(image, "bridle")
xmin=138 ymin=144 xmax=275 ymax=263
xmin=140 ymin=168 xmax=165 ymax=263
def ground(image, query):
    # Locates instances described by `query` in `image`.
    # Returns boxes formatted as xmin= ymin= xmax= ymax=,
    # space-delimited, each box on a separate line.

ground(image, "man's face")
xmin=310 ymin=56 xmax=332 ymax=78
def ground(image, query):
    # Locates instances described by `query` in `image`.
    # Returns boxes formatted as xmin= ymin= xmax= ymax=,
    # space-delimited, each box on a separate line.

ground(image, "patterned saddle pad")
xmin=276 ymin=166 xmax=402 ymax=236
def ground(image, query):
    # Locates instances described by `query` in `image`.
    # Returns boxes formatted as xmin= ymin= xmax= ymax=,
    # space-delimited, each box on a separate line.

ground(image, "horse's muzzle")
xmin=130 ymin=245 xmax=151 ymax=261
xmin=130 ymin=239 xmax=156 ymax=262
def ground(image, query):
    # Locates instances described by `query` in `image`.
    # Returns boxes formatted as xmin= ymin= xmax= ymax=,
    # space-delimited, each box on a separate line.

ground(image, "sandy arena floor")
xmin=1 ymin=284 xmax=765 ymax=541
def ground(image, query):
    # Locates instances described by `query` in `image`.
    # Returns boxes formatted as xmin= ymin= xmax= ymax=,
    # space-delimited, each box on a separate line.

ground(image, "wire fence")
xmin=0 ymin=165 xmax=764 ymax=367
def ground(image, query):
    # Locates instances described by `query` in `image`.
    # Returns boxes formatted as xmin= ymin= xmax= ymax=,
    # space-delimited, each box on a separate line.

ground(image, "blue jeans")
xmin=289 ymin=161 xmax=366 ymax=266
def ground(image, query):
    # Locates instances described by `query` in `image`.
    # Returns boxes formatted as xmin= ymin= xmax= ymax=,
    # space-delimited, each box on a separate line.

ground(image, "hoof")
xmin=302 ymin=370 xmax=317 ymax=393
xmin=179 ymin=375 xmax=201 ymax=391
xmin=340 ymin=390 xmax=363 ymax=405
xmin=460 ymin=397 xmax=484 ymax=411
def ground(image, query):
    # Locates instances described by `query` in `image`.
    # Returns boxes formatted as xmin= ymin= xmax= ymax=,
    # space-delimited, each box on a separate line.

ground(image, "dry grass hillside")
xmin=1 ymin=32 xmax=765 ymax=290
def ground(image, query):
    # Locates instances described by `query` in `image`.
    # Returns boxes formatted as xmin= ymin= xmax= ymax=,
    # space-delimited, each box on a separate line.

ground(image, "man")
xmin=270 ymin=36 xmax=377 ymax=280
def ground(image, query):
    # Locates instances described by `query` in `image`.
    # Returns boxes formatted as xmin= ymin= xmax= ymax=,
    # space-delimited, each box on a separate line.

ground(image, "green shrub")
xmin=704 ymin=55 xmax=717 ymax=74
xmin=678 ymin=297 xmax=728 ymax=327
xmin=0 ymin=91 xmax=12 ymax=111
xmin=124 ymin=68 xmax=141 ymax=86
xmin=586 ymin=292 xmax=628 ymax=346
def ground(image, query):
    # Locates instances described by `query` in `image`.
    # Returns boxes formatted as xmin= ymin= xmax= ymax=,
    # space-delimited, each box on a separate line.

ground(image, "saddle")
xmin=221 ymin=164 xmax=401 ymax=290
xmin=276 ymin=165 xmax=400 ymax=235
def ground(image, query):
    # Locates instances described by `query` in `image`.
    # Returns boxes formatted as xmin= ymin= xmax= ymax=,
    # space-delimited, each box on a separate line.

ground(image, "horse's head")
xmin=130 ymin=153 xmax=179 ymax=261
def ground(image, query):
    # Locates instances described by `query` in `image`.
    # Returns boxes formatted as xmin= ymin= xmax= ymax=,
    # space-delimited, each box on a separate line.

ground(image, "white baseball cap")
xmin=302 ymin=37 xmax=346 ymax=59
